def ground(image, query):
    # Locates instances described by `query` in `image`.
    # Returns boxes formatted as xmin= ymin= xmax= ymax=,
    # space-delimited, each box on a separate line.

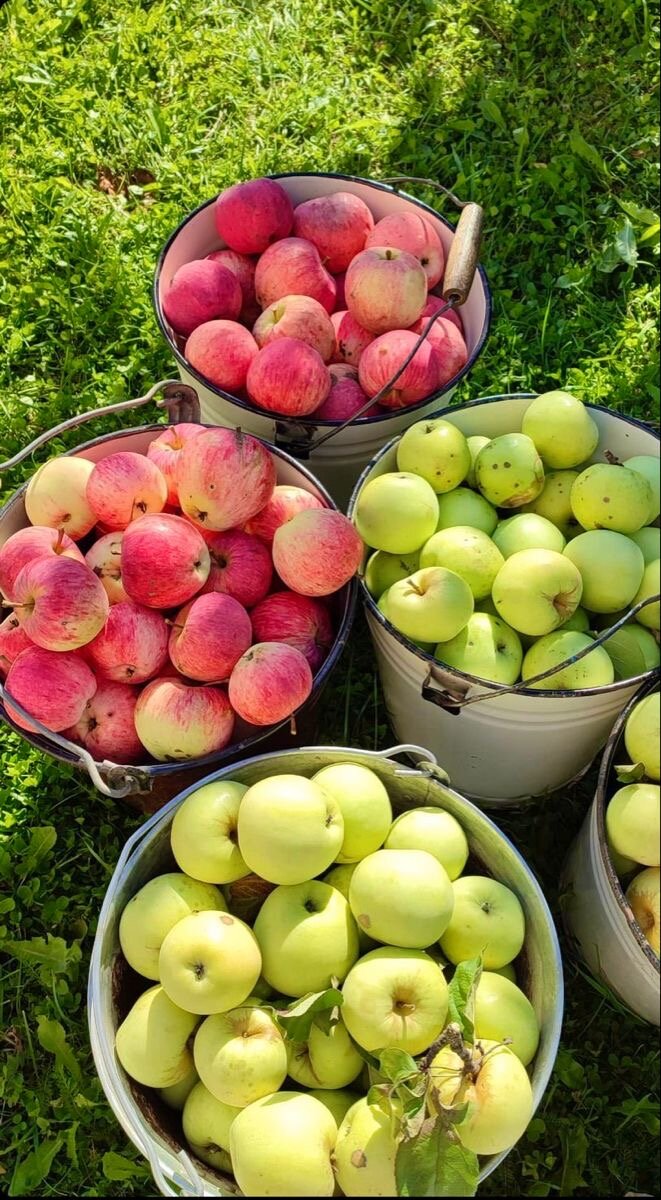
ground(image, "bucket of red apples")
xmin=0 ymin=387 xmax=358 ymax=805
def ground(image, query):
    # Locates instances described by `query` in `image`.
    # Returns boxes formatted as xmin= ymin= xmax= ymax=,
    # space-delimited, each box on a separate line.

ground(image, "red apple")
xmin=411 ymin=316 xmax=468 ymax=387
xmin=315 ymin=365 xmax=379 ymax=421
xmin=66 ymin=680 xmax=143 ymax=763
xmin=185 ymin=319 xmax=259 ymax=393
xmin=345 ymin=247 xmax=427 ymax=334
xmin=253 ymin=295 xmax=335 ymax=362
xmin=366 ymin=213 xmax=444 ymax=287
xmin=0 ymin=612 xmax=32 ymax=677
xmin=206 ymin=249 xmax=258 ymax=322
xmin=201 ymin=529 xmax=273 ymax=606
xmin=0 ymin=527 xmax=84 ymax=602
xmin=168 ymin=593 xmax=252 ymax=681
xmin=255 ymin=238 xmax=336 ymax=313
xmin=292 ymin=192 xmax=374 ymax=272
xmin=146 ymin=423 xmax=206 ymax=506
xmin=243 ymin=486 xmax=325 ymax=542
xmin=12 ymin=557 xmax=109 ymax=651
xmin=86 ymin=452 xmax=168 ymax=531
xmin=121 ymin=514 xmax=211 ymax=608
xmin=134 ymin=677 xmax=235 ymax=761
xmin=412 ymin=293 xmax=464 ymax=334
xmin=162 ymin=259 xmax=242 ymax=337
xmin=85 ymin=600 xmax=168 ymax=684
xmin=334 ymin=271 xmax=347 ymax=309
xmin=177 ymin=428 xmax=276 ymax=532
xmin=250 ymin=592 xmax=333 ymax=671
xmin=5 ymin=646 xmax=97 ymax=733
xmin=24 ymin=456 xmax=97 ymax=540
xmin=358 ymin=329 xmax=440 ymax=408
xmin=246 ymin=338 xmax=331 ymax=417
xmin=228 ymin=642 xmax=312 ymax=725
xmin=214 ymin=178 xmax=294 ymax=255
xmin=85 ymin=533 xmax=128 ymax=605
xmin=330 ymin=310 xmax=374 ymax=367
xmin=272 ymin=509 xmax=362 ymax=596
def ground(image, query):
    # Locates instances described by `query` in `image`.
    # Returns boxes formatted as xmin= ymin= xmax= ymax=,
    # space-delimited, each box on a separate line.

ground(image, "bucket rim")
xmin=347 ymin=393 xmax=660 ymax=702
xmin=152 ymin=171 xmax=492 ymax=429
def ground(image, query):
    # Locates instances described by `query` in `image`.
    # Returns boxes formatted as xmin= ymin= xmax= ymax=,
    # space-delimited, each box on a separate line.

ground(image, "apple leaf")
xmin=446 ymin=957 xmax=482 ymax=1043
xmin=395 ymin=1115 xmax=479 ymax=1196
xmin=275 ymin=987 xmax=343 ymax=1042
xmin=378 ymin=1048 xmax=420 ymax=1088
xmin=614 ymin=761 xmax=646 ymax=783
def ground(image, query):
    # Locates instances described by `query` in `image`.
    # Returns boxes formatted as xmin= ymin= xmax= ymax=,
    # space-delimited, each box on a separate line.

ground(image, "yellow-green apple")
xmin=247 ymin=337 xmax=331 ymax=417
xmin=521 ymin=469 xmax=580 ymax=536
xmin=254 ymin=237 xmax=336 ymax=313
xmin=630 ymin=526 xmax=661 ymax=564
xmin=171 ymin=779 xmax=249 ymax=884
xmin=243 ymin=485 xmax=324 ymax=542
xmin=272 ymin=508 xmax=363 ymax=595
xmin=396 ymin=419 xmax=471 ymax=494
xmin=386 ymin=567 xmax=474 ymax=644
xmin=385 ymin=806 xmax=469 ymax=880
xmin=346 ymin=246 xmax=427 ymax=333
xmin=316 ymin=364 xmax=378 ymax=421
xmin=563 ymin=530 xmax=644 ymax=613
xmin=354 ymin=472 xmax=439 ymax=554
xmin=4 ymin=646 xmax=96 ymax=733
xmin=85 ymin=600 xmax=168 ymax=683
xmin=0 ymin=526 xmax=84 ymax=602
xmin=66 ymin=679 xmax=143 ymax=762
xmin=434 ymin=611 xmax=523 ymax=685
xmin=25 ymin=455 xmax=97 ymax=539
xmin=492 ymin=549 xmax=582 ymax=635
xmin=633 ymin=558 xmax=660 ymax=631
xmin=407 ymin=315 xmax=468 ymax=387
xmin=466 ymin=436 xmax=491 ymax=488
xmin=334 ymin=1095 xmax=402 ymax=1196
xmin=134 ymin=677 xmax=235 ymax=761
xmin=367 ymin=210 xmax=444 ymax=285
xmin=625 ymin=692 xmax=660 ymax=780
xmin=168 ymin=593 xmax=252 ymax=682
xmin=146 ymin=425 xmax=205 ymax=507
xmin=182 ymin=1080 xmax=240 ymax=1170
xmin=358 ymin=330 xmax=439 ymax=408
xmin=214 ymin=177 xmax=294 ymax=255
xmin=121 ymin=513 xmax=211 ymax=608
xmin=12 ymin=556 xmax=109 ymax=651
xmin=626 ymin=867 xmax=660 ymax=955
xmin=349 ymin=849 xmax=454 ymax=948
xmin=436 ymin=487 xmax=498 ymax=536
xmin=159 ymin=909 xmax=261 ymax=1014
xmin=322 ymin=864 xmax=374 ymax=951
xmin=608 ymin=838 xmax=638 ymax=878
xmin=159 ymin=1062 xmax=199 ymax=1110
xmin=201 ymin=528 xmax=273 ymax=607
xmin=570 ymin=464 xmax=652 ymax=534
xmin=286 ymin=1016 xmax=363 ymax=1089
xmin=440 ymin=876 xmax=525 ymax=968
xmin=114 ymin=984 xmax=199 ymax=1088
xmin=560 ymin=607 xmax=591 ymax=633
xmin=493 ymin=512 xmax=566 ymax=558
xmin=238 ymin=774 xmax=344 ymax=885
xmin=228 ymin=642 xmax=313 ymax=725
xmin=363 ymin=549 xmax=420 ymax=598
xmin=229 ymin=1091 xmax=337 ymax=1197
xmin=194 ymin=1005 xmax=287 ymax=1106
xmin=341 ymin=946 xmax=448 ymax=1054
xmin=604 ymin=625 xmax=660 ymax=680
xmin=492 ymin=961 xmax=517 ymax=983
xmin=178 ymin=427 xmax=277 ymax=533
xmin=162 ymin=259 xmax=242 ymax=337
xmin=522 ymin=630 xmax=613 ymax=690
xmin=307 ymin=1088 xmax=360 ymax=1125
xmin=253 ymin=879 xmax=359 ymax=995
xmin=252 ymin=294 xmax=335 ymax=362
xmin=293 ymin=191 xmax=374 ymax=272
xmin=250 ymin=592 xmax=333 ymax=672
xmin=85 ymin=451 xmax=168 ymax=530
xmin=0 ymin=613 xmax=31 ymax=677
xmin=207 ymin=248 xmax=259 ymax=323
xmin=606 ymin=784 xmax=660 ymax=865
xmin=429 ymin=1038 xmax=533 ymax=1154
xmin=330 ymin=310 xmax=374 ymax=366
xmin=311 ymin=762 xmax=392 ymax=862
xmin=474 ymin=971 xmax=540 ymax=1065
xmin=119 ymin=872 xmax=227 ymax=979
xmin=623 ymin=456 xmax=660 ymax=522
xmin=475 ymin=434 xmax=545 ymax=508
xmin=185 ymin=319 xmax=259 ymax=392
xmin=420 ymin=527 xmax=504 ymax=600
xmin=521 ymin=390 xmax=599 ymax=468
xmin=85 ymin=532 xmax=129 ymax=604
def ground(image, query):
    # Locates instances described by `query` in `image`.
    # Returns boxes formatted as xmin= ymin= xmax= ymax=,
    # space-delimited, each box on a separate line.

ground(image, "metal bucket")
xmin=347 ymin=393 xmax=660 ymax=807
xmin=88 ymin=741 xmax=563 ymax=1197
xmin=0 ymin=381 xmax=356 ymax=811
xmin=153 ymin=173 xmax=492 ymax=507
xmin=561 ymin=676 xmax=660 ymax=1024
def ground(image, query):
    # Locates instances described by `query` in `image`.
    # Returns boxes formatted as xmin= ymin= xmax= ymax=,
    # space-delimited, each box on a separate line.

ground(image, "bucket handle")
xmin=422 ymin=593 xmax=661 ymax=712
xmin=0 ymin=378 xmax=200 ymax=474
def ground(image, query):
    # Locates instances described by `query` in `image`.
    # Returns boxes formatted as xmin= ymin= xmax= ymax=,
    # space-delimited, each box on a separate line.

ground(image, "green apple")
xmin=384 ymin=806 xmax=469 ymax=880
xmin=624 ymin=455 xmax=660 ymax=522
xmin=603 ymin=624 xmax=660 ymax=681
xmin=349 ymin=848 xmax=454 ymax=948
xmin=159 ymin=1062 xmax=199 ymax=1111
xmin=286 ymin=1016 xmax=363 ymax=1089
xmin=322 ymin=864 xmax=374 ymax=951
xmin=396 ymin=418 xmax=471 ymax=493
xmin=182 ymin=1081 xmax=241 ymax=1170
xmin=633 ymin=558 xmax=660 ymax=631
xmin=521 ymin=469 xmax=580 ymax=536
xmin=229 ymin=1091 xmax=337 ymax=1197
xmin=307 ymin=1088 xmax=360 ymax=1125
xmin=311 ymin=763 xmax=392 ymax=863
xmin=429 ymin=1039 xmax=533 ymax=1155
xmin=606 ymin=783 xmax=660 ymax=867
xmin=630 ymin=526 xmax=661 ymax=565
xmin=253 ymin=880 xmax=360 ymax=997
xmin=626 ymin=867 xmax=660 ymax=956
xmin=607 ymin=837 xmax=638 ymax=878
xmin=466 ymin=436 xmax=491 ymax=487
xmin=625 ymin=692 xmax=660 ymax=780
xmin=436 ymin=486 xmax=498 ymax=535
xmin=420 ymin=526 xmax=504 ymax=600
xmin=158 ymin=910 xmax=261 ymax=1015
xmin=334 ymin=1096 xmax=402 ymax=1197
xmin=521 ymin=630 xmax=614 ymax=690
xmin=474 ymin=971 xmax=540 ymax=1065
xmin=440 ymin=876 xmax=525 ymax=968
xmin=378 ymin=587 xmax=435 ymax=651
xmin=521 ymin=390 xmax=599 ymax=468
xmin=341 ymin=946 xmax=448 ymax=1055
xmin=492 ymin=549 xmax=582 ymax=635
xmin=237 ymin=774 xmax=344 ymax=885
xmin=492 ymin=961 xmax=517 ymax=983
xmin=385 ymin=566 xmax=474 ymax=644
xmin=563 ymin=530 xmax=645 ymax=613
xmin=475 ymin=433 xmax=545 ymax=508
xmin=493 ymin=512 xmax=566 ymax=558
xmin=364 ymin=549 xmax=420 ymax=597
xmin=434 ymin=611 xmax=523 ymax=685
xmin=570 ymin=463 xmax=652 ymax=534
xmin=170 ymin=780 xmax=249 ymax=885
xmin=118 ymin=873 xmax=227 ymax=980
xmin=194 ymin=1005 xmax=287 ymax=1107
xmin=354 ymin=472 xmax=439 ymax=554
xmin=115 ymin=985 xmax=198 ymax=1088
xmin=561 ymin=606 xmax=591 ymax=633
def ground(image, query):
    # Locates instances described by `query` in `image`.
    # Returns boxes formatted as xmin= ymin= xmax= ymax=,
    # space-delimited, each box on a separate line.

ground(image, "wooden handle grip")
xmin=442 ymin=202 xmax=484 ymax=306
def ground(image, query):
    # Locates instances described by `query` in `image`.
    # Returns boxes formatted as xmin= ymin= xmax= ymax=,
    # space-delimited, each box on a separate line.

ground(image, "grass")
xmin=0 ymin=0 xmax=659 ymax=1194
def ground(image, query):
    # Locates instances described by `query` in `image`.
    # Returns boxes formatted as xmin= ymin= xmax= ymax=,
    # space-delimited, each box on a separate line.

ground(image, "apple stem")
xmin=289 ymin=714 xmax=297 ymax=736
xmin=54 ymin=527 xmax=65 ymax=553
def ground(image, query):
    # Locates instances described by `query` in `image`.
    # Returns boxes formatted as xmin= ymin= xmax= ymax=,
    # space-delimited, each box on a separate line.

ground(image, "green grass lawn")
xmin=0 ymin=0 xmax=659 ymax=1194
